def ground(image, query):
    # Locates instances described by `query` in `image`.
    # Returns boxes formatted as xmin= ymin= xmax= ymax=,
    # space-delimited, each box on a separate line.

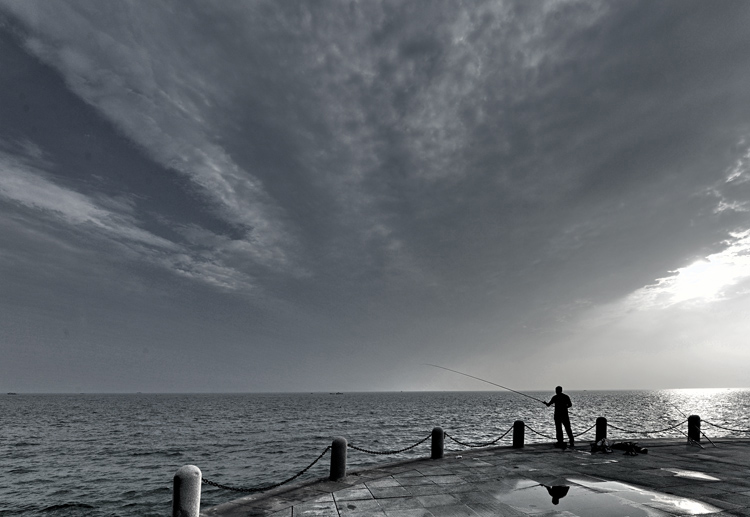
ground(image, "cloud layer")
xmin=2 ymin=0 xmax=750 ymax=391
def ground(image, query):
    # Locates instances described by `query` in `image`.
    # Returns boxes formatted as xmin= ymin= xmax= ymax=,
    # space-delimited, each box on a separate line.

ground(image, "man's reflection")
xmin=541 ymin=484 xmax=570 ymax=505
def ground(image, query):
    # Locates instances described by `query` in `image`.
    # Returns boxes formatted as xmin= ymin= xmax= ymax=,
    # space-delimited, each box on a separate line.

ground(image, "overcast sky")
xmin=2 ymin=1 xmax=750 ymax=393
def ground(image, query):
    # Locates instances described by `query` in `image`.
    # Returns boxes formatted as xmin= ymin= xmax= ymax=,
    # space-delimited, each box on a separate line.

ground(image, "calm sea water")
xmin=2 ymin=390 xmax=749 ymax=516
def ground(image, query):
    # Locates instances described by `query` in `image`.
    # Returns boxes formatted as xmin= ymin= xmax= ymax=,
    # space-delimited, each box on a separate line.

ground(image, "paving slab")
xmin=202 ymin=438 xmax=750 ymax=516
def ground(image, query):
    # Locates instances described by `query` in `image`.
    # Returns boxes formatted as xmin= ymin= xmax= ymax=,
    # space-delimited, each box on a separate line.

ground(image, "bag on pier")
xmin=590 ymin=438 xmax=613 ymax=453
xmin=611 ymin=441 xmax=648 ymax=456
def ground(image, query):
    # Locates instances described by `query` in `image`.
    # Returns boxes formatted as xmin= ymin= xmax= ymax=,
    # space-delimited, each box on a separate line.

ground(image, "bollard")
xmin=330 ymin=437 xmax=347 ymax=480
xmin=172 ymin=465 xmax=201 ymax=517
xmin=687 ymin=415 xmax=701 ymax=442
xmin=512 ymin=420 xmax=524 ymax=448
xmin=595 ymin=417 xmax=607 ymax=443
xmin=431 ymin=427 xmax=444 ymax=459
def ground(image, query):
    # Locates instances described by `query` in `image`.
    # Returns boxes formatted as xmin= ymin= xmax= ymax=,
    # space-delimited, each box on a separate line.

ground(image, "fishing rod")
xmin=423 ymin=364 xmax=547 ymax=404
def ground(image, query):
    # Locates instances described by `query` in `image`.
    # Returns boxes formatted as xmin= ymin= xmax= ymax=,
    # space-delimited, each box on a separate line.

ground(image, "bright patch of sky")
xmin=629 ymin=230 xmax=750 ymax=308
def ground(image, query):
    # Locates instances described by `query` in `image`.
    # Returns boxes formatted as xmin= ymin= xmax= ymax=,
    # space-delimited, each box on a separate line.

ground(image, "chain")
xmin=348 ymin=434 xmax=431 ymax=455
xmin=702 ymin=420 xmax=750 ymax=433
xmin=202 ymin=446 xmax=331 ymax=493
xmin=445 ymin=425 xmax=513 ymax=448
xmin=573 ymin=423 xmax=596 ymax=438
xmin=608 ymin=419 xmax=687 ymax=435
xmin=523 ymin=424 xmax=556 ymax=440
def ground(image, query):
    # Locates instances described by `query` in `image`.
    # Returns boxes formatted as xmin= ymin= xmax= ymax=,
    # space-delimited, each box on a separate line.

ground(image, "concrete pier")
xmin=201 ymin=438 xmax=750 ymax=516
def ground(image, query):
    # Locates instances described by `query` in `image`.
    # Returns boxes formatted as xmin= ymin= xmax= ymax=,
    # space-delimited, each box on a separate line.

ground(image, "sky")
xmin=1 ymin=1 xmax=750 ymax=393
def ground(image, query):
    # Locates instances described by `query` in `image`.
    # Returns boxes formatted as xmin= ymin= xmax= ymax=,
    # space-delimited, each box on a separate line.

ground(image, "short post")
xmin=595 ymin=417 xmax=607 ymax=443
xmin=431 ymin=427 xmax=444 ymax=459
xmin=512 ymin=420 xmax=524 ymax=448
xmin=172 ymin=465 xmax=201 ymax=517
xmin=330 ymin=436 xmax=347 ymax=480
xmin=687 ymin=415 xmax=701 ymax=442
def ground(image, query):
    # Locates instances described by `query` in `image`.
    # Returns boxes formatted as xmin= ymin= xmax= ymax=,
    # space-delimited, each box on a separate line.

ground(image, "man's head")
xmin=555 ymin=386 xmax=563 ymax=394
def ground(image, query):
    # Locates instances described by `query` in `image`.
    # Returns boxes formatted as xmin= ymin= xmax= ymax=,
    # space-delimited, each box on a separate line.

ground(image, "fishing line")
xmin=668 ymin=403 xmax=688 ymax=419
xmin=669 ymin=403 xmax=716 ymax=448
xmin=423 ymin=364 xmax=546 ymax=404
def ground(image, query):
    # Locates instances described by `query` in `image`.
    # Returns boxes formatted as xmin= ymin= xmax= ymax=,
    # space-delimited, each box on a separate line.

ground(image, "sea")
xmin=2 ymin=389 xmax=749 ymax=516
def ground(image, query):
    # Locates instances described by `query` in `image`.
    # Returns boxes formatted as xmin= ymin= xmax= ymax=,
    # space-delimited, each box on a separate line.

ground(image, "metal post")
xmin=330 ymin=437 xmax=347 ymax=480
xmin=172 ymin=465 xmax=201 ymax=517
xmin=431 ymin=427 xmax=444 ymax=459
xmin=688 ymin=415 xmax=701 ymax=442
xmin=595 ymin=417 xmax=607 ymax=443
xmin=512 ymin=420 xmax=524 ymax=448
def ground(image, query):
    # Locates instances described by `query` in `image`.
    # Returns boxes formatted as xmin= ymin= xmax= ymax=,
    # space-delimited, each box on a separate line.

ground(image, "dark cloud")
xmin=1 ymin=1 xmax=750 ymax=391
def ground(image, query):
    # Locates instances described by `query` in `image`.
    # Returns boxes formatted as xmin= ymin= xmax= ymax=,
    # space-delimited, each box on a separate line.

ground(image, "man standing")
xmin=546 ymin=386 xmax=574 ymax=448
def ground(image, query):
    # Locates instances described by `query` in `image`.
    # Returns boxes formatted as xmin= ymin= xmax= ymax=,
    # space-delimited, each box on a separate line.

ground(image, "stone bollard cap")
xmin=176 ymin=465 xmax=202 ymax=479
xmin=174 ymin=465 xmax=202 ymax=482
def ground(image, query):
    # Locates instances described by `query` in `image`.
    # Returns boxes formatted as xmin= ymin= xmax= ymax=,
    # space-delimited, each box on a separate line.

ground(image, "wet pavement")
xmin=202 ymin=439 xmax=750 ymax=516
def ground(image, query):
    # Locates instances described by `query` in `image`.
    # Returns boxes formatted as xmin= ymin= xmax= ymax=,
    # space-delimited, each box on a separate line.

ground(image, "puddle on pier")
xmin=661 ymin=468 xmax=720 ymax=481
xmin=490 ymin=477 xmax=722 ymax=516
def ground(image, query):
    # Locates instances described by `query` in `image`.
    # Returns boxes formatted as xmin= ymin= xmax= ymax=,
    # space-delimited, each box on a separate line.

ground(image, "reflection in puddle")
xmin=661 ymin=468 xmax=720 ymax=481
xmin=490 ymin=477 xmax=722 ymax=516
xmin=493 ymin=480 xmax=657 ymax=516
xmin=543 ymin=484 xmax=570 ymax=505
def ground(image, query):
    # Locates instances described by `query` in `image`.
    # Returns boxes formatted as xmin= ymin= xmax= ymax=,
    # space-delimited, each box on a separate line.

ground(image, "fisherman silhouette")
xmin=545 ymin=386 xmax=574 ymax=449
xmin=542 ymin=484 xmax=570 ymax=504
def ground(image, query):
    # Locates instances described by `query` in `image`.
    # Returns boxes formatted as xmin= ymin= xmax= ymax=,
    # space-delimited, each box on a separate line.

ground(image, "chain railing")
xmin=201 ymin=445 xmax=331 ymax=493
xmin=444 ymin=425 xmax=513 ymax=448
xmin=607 ymin=419 xmax=687 ymax=435
xmin=523 ymin=423 xmax=557 ymax=440
xmin=200 ymin=419 xmax=609 ymax=496
xmin=703 ymin=420 xmax=750 ymax=434
xmin=573 ymin=423 xmax=596 ymax=438
xmin=181 ymin=412 xmax=742 ymax=512
xmin=348 ymin=434 xmax=431 ymax=455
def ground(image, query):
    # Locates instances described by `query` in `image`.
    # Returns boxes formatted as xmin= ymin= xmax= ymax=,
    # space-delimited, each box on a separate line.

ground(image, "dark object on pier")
xmin=590 ymin=439 xmax=647 ymax=455
xmin=611 ymin=441 xmax=648 ymax=455
xmin=590 ymin=438 xmax=612 ymax=453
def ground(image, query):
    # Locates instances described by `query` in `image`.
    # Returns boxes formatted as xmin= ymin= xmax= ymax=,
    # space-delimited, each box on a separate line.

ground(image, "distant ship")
xmin=7 ymin=392 xmax=17 ymax=395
